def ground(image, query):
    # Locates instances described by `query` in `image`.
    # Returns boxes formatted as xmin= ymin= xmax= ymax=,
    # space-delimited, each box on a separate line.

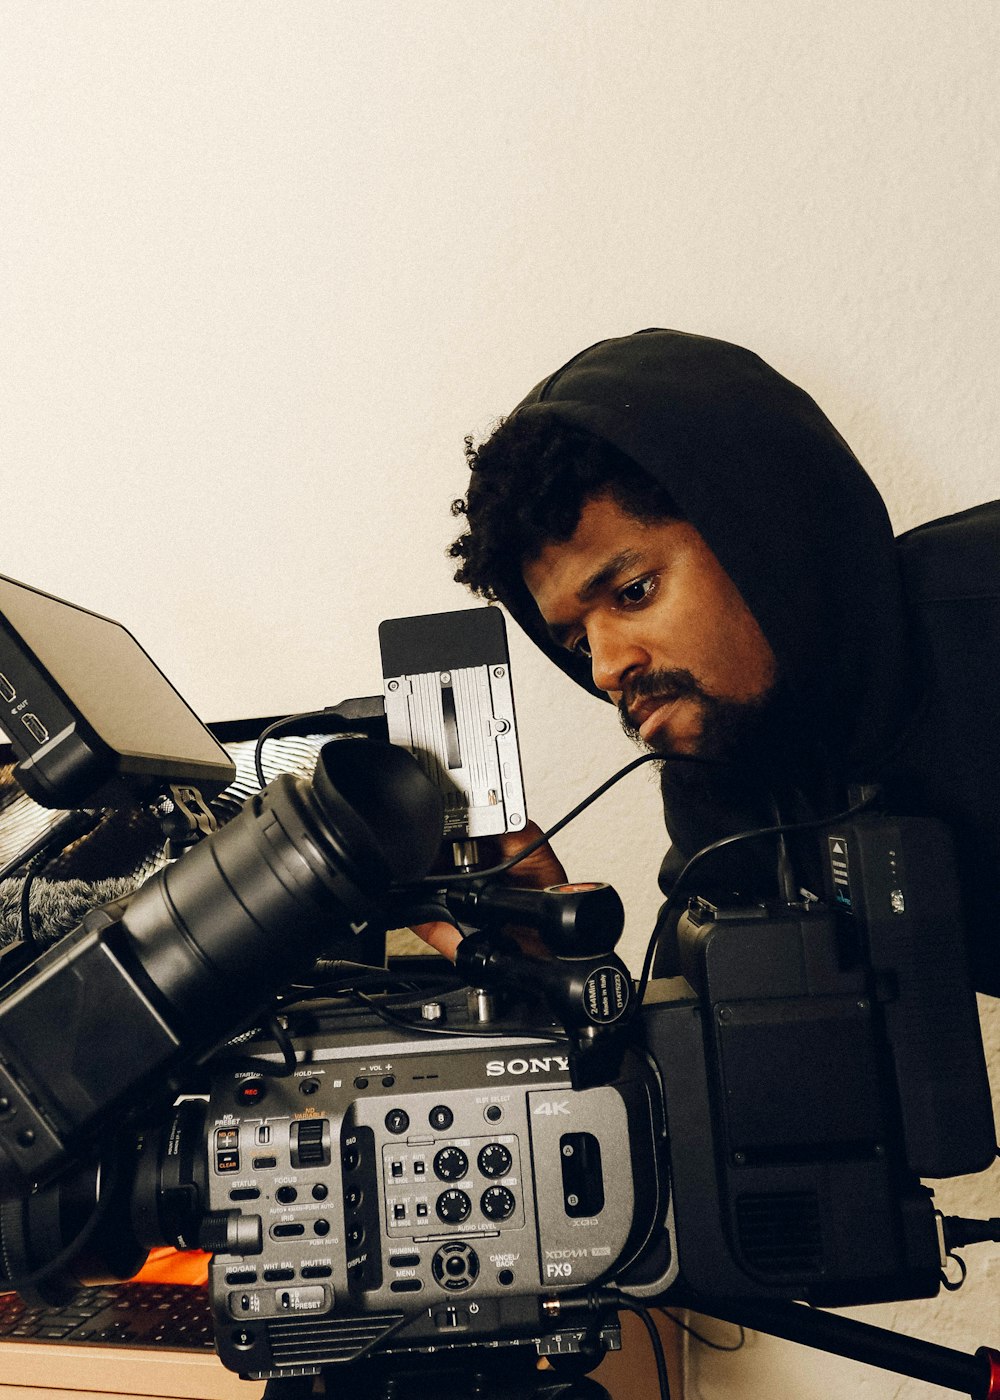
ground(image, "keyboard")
xmin=0 ymin=1281 xmax=215 ymax=1350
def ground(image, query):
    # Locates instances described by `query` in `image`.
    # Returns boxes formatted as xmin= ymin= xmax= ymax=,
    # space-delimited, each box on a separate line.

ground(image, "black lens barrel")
xmin=121 ymin=740 xmax=444 ymax=1039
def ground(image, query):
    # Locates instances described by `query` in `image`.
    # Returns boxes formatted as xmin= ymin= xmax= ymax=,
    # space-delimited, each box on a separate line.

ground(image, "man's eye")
xmin=619 ymin=575 xmax=656 ymax=606
xmin=570 ymin=635 xmax=592 ymax=659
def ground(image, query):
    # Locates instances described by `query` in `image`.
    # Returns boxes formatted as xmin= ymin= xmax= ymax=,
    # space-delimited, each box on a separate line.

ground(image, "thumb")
xmin=409 ymin=919 xmax=463 ymax=961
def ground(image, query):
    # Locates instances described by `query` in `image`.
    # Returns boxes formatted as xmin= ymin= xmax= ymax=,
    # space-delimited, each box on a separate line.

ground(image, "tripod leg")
xmin=686 ymin=1295 xmax=1000 ymax=1398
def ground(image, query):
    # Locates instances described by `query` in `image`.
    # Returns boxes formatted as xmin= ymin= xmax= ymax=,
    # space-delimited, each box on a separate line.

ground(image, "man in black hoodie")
xmin=431 ymin=330 xmax=1000 ymax=990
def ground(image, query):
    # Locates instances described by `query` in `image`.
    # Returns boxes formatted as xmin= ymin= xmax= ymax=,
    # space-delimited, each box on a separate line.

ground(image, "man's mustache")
xmin=618 ymin=668 xmax=706 ymax=739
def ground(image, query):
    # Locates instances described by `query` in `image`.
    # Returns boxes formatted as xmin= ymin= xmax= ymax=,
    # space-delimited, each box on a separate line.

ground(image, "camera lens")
xmin=117 ymin=740 xmax=443 ymax=1047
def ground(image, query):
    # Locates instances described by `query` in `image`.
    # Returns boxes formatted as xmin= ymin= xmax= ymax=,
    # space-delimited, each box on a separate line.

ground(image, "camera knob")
xmin=481 ymin=1186 xmax=516 ymax=1222
xmin=478 ymin=1143 xmax=512 ymax=1178
xmin=435 ymin=1189 xmax=472 ymax=1224
xmin=434 ymin=1146 xmax=469 ymax=1181
xmin=198 ymin=1210 xmax=263 ymax=1255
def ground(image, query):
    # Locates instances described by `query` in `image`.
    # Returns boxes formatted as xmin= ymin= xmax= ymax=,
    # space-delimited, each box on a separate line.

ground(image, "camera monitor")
xmin=0 ymin=574 xmax=236 ymax=809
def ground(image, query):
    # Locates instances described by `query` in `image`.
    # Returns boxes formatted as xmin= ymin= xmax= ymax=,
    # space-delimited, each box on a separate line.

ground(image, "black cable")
xmin=558 ymin=1288 xmax=671 ymax=1400
xmin=345 ymin=987 xmax=569 ymax=1046
xmin=941 ymin=1216 xmax=1000 ymax=1249
xmin=617 ymin=1299 xmax=671 ymax=1400
xmin=771 ymin=796 xmax=798 ymax=905
xmin=286 ymin=962 xmax=453 ymax=999
xmin=0 ymin=1152 xmax=122 ymax=1297
xmin=631 ymin=791 xmax=879 ymax=1010
xmin=254 ymin=707 xmax=336 ymax=789
xmin=255 ymin=718 xmax=711 ymax=881
xmin=253 ymin=729 xmax=874 ymax=1050
xmin=425 ymin=752 xmax=721 ymax=886
xmin=657 ymin=1307 xmax=746 ymax=1352
xmin=19 ymin=856 xmax=43 ymax=950
xmin=396 ymin=754 xmax=877 ymax=1035
xmin=0 ymin=807 xmax=103 ymax=883
xmin=265 ymin=1014 xmax=297 ymax=1075
xmin=214 ymin=1015 xmax=299 ymax=1079
xmin=17 ymin=809 xmax=104 ymax=950
xmin=424 ymin=749 xmax=867 ymax=902
xmin=214 ymin=1049 xmax=293 ymax=1079
xmin=940 ymin=1253 xmax=968 ymax=1291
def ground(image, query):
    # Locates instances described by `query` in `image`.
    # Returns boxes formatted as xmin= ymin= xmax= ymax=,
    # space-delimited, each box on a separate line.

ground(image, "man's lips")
xmin=627 ymin=693 xmax=684 ymax=742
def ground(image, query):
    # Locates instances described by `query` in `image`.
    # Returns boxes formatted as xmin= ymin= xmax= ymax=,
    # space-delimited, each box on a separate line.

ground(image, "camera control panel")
xmin=204 ymin=1026 xmax=665 ymax=1377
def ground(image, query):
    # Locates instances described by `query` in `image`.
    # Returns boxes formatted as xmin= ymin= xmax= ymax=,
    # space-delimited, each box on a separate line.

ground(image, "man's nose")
xmin=588 ymin=621 xmax=647 ymax=696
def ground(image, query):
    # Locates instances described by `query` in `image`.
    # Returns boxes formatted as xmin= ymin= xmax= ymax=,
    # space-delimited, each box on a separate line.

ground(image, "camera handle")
xmin=454 ymin=929 xmax=633 ymax=1088
xmin=444 ymin=880 xmax=626 ymax=958
xmin=685 ymin=1293 xmax=1000 ymax=1398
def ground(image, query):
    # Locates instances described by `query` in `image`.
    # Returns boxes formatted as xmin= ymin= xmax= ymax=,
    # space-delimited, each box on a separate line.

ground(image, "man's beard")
xmin=618 ymin=667 xmax=782 ymax=770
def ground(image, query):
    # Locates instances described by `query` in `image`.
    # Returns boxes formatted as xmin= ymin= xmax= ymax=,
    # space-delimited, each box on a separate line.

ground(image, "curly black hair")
xmin=448 ymin=413 xmax=681 ymax=608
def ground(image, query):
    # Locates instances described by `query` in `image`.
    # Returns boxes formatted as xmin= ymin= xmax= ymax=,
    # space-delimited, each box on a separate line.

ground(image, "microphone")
xmin=0 ymin=877 xmax=139 ymax=952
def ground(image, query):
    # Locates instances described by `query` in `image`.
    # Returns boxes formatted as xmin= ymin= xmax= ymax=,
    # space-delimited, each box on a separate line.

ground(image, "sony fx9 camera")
xmin=0 ymin=590 xmax=996 ymax=1395
xmin=189 ymin=1007 xmax=668 ymax=1377
xmin=120 ymin=805 xmax=995 ymax=1384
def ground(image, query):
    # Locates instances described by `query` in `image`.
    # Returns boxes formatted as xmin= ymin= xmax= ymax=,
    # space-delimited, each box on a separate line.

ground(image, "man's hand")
xmin=494 ymin=819 xmax=568 ymax=889
xmin=409 ymin=820 xmax=566 ymax=961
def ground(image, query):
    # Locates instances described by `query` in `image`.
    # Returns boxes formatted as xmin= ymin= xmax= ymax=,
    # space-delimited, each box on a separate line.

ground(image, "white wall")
xmin=2 ymin=3 xmax=998 ymax=1395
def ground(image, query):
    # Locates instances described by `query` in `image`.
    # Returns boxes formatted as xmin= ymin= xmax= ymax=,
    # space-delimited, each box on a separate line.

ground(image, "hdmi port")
xmin=21 ymin=714 xmax=49 ymax=744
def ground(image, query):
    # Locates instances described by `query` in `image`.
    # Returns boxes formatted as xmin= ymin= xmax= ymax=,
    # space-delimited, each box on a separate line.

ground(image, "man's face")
xmin=522 ymin=493 xmax=778 ymax=758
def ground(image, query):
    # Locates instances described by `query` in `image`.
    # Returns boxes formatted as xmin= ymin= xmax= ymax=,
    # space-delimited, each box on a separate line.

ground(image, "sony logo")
xmin=485 ymin=1055 xmax=571 ymax=1077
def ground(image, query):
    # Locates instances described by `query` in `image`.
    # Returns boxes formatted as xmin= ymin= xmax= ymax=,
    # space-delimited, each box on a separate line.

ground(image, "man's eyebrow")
xmin=578 ymin=548 xmax=647 ymax=602
xmin=544 ymin=548 xmax=647 ymax=647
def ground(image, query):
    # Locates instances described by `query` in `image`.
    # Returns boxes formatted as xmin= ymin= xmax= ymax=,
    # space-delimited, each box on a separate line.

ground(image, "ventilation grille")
xmin=735 ymin=1191 xmax=823 ymax=1277
xmin=267 ymin=1312 xmax=405 ymax=1365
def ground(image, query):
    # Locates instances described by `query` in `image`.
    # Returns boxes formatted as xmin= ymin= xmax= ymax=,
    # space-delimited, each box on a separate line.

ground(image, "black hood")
xmin=500 ymin=329 xmax=918 ymax=866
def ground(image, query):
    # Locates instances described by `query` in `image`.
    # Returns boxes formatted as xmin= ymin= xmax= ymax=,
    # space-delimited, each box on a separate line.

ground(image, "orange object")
xmin=130 ymin=1247 xmax=209 ymax=1286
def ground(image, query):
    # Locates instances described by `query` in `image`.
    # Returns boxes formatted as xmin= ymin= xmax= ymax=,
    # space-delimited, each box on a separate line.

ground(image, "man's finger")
xmin=410 ymin=920 xmax=462 ymax=961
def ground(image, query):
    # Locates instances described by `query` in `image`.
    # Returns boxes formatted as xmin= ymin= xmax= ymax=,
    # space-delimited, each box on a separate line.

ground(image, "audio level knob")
xmin=434 ymin=1146 xmax=469 ymax=1181
xmin=477 ymin=1143 xmax=512 ymax=1178
xmin=436 ymin=1189 xmax=472 ymax=1224
xmin=481 ymin=1186 xmax=516 ymax=1222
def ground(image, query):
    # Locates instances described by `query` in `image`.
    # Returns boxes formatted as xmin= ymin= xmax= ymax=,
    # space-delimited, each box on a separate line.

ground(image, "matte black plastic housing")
xmin=0 ymin=739 xmax=443 ymax=1196
xmin=0 ymin=573 xmax=235 ymax=808
xmin=822 ymin=813 xmax=996 ymax=1177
